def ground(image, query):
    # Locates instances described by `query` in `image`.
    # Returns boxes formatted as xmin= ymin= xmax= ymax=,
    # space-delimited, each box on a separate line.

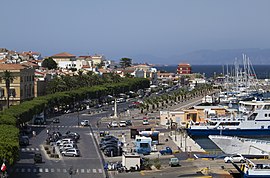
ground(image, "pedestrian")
xmin=46 ymin=129 xmax=49 ymax=135
xmin=32 ymin=130 xmax=36 ymax=137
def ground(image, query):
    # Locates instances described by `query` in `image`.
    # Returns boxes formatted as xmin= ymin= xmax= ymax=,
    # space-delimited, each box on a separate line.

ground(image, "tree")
xmin=41 ymin=57 xmax=57 ymax=70
xmin=1 ymin=70 xmax=15 ymax=108
xmin=119 ymin=58 xmax=132 ymax=69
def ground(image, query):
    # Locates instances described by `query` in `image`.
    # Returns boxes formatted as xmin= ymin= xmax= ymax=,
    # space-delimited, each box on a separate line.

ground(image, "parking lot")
xmin=11 ymin=113 xmax=106 ymax=178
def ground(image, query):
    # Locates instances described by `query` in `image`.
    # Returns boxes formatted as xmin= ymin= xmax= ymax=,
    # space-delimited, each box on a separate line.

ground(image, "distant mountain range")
xmin=133 ymin=48 xmax=270 ymax=65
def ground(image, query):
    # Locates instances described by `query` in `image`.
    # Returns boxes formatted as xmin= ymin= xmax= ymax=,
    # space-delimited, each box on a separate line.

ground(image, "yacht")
xmin=187 ymin=100 xmax=270 ymax=137
xmin=209 ymin=135 xmax=270 ymax=156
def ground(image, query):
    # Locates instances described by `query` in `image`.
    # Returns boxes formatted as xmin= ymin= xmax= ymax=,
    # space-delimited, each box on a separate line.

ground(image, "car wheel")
xmin=73 ymin=154 xmax=76 ymax=157
xmin=62 ymin=153 xmax=65 ymax=156
xmin=240 ymin=160 xmax=245 ymax=163
xmin=226 ymin=160 xmax=232 ymax=163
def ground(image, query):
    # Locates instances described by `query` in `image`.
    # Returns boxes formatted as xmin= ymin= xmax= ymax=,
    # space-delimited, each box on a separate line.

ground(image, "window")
xmin=0 ymin=88 xmax=4 ymax=97
xmin=265 ymin=114 xmax=268 ymax=117
xmin=10 ymin=89 xmax=16 ymax=97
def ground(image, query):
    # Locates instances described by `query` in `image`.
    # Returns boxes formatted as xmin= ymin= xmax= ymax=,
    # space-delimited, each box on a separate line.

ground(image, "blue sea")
xmin=155 ymin=65 xmax=270 ymax=79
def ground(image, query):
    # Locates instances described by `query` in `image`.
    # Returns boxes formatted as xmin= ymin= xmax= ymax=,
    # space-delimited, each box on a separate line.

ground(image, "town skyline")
xmin=1 ymin=0 xmax=270 ymax=64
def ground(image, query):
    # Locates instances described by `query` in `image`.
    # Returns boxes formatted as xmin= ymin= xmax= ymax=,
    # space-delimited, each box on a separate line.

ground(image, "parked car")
xmin=159 ymin=147 xmax=173 ymax=155
xmin=108 ymin=121 xmax=118 ymax=128
xmin=100 ymin=136 xmax=118 ymax=143
xmin=34 ymin=153 xmax=42 ymax=163
xmin=100 ymin=143 xmax=118 ymax=151
xmin=169 ymin=158 xmax=180 ymax=167
xmin=119 ymin=121 xmax=126 ymax=127
xmin=64 ymin=131 xmax=80 ymax=140
xmin=61 ymin=148 xmax=80 ymax=157
xmin=142 ymin=118 xmax=149 ymax=125
xmin=81 ymin=120 xmax=89 ymax=126
xmin=56 ymin=138 xmax=75 ymax=146
xmin=52 ymin=118 xmax=60 ymax=123
xmin=125 ymin=120 xmax=132 ymax=126
xmin=224 ymin=154 xmax=246 ymax=163
xmin=59 ymin=143 xmax=77 ymax=152
xmin=104 ymin=146 xmax=122 ymax=157
xmin=99 ymin=139 xmax=119 ymax=147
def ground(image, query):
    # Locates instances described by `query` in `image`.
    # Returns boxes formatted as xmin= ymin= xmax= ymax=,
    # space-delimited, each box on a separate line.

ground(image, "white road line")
xmin=81 ymin=169 xmax=85 ymax=173
xmin=36 ymin=148 xmax=39 ymax=151
xmin=93 ymin=169 xmax=97 ymax=173
xmin=51 ymin=168 xmax=55 ymax=172
xmin=15 ymin=168 xmax=19 ymax=172
xmin=39 ymin=168 xmax=43 ymax=172
xmin=21 ymin=168 xmax=25 ymax=173
xmin=57 ymin=168 xmax=61 ymax=172
xmin=98 ymin=169 xmax=103 ymax=173
xmin=31 ymin=148 xmax=35 ymax=151
xmin=27 ymin=168 xmax=31 ymax=172
xmin=21 ymin=148 xmax=25 ymax=152
xmin=63 ymin=169 xmax=67 ymax=173
xmin=86 ymin=169 xmax=91 ymax=173
xmin=33 ymin=168 xmax=36 ymax=173
xmin=45 ymin=168 xmax=49 ymax=172
xmin=26 ymin=148 xmax=30 ymax=151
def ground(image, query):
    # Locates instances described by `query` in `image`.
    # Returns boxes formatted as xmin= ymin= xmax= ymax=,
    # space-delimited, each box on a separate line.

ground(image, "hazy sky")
xmin=1 ymin=0 xmax=270 ymax=63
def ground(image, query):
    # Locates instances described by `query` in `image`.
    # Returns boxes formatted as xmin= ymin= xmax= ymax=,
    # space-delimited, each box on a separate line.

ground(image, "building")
xmin=51 ymin=52 xmax=76 ymax=69
xmin=177 ymin=63 xmax=191 ymax=75
xmin=0 ymin=64 xmax=35 ymax=110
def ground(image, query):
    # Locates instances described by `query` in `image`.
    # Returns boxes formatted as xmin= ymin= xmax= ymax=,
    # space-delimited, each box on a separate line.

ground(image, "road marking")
xmin=26 ymin=148 xmax=30 ymax=151
xmin=81 ymin=169 xmax=85 ymax=173
xmin=33 ymin=168 xmax=36 ymax=173
xmin=27 ymin=168 xmax=31 ymax=172
xmin=86 ymin=169 xmax=91 ymax=173
xmin=57 ymin=168 xmax=61 ymax=172
xmin=21 ymin=168 xmax=25 ymax=173
xmin=39 ymin=168 xmax=43 ymax=172
xmin=51 ymin=168 xmax=54 ymax=172
xmin=140 ymin=171 xmax=145 ymax=175
xmin=31 ymin=148 xmax=35 ymax=151
xmin=36 ymin=148 xmax=39 ymax=151
xmin=45 ymin=168 xmax=49 ymax=172
xmin=63 ymin=168 xmax=67 ymax=173
xmin=21 ymin=148 xmax=25 ymax=152
xmin=98 ymin=169 xmax=103 ymax=173
xmin=15 ymin=168 xmax=19 ymax=172
xmin=93 ymin=169 xmax=97 ymax=173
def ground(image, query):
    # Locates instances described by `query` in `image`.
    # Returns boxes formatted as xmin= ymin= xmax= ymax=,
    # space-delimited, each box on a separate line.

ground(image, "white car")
xmin=81 ymin=120 xmax=89 ymax=126
xmin=56 ymin=138 xmax=73 ymax=146
xmin=224 ymin=154 xmax=246 ymax=163
xmin=61 ymin=148 xmax=80 ymax=157
xmin=119 ymin=121 xmax=126 ymax=127
xmin=111 ymin=121 xmax=118 ymax=127
xmin=59 ymin=143 xmax=77 ymax=152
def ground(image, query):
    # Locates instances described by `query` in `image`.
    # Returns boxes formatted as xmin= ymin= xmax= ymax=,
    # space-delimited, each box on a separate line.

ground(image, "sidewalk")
xmin=169 ymin=131 xmax=205 ymax=152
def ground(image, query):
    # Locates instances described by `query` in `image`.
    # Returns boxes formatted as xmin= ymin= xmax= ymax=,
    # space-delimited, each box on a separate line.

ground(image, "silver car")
xmin=61 ymin=148 xmax=80 ymax=157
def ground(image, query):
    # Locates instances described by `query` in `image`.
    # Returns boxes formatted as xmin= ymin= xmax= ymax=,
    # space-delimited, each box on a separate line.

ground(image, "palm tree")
xmin=2 ymin=70 xmax=15 ymax=108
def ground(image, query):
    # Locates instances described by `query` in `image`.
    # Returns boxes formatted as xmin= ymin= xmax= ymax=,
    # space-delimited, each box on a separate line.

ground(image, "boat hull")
xmin=187 ymin=129 xmax=270 ymax=137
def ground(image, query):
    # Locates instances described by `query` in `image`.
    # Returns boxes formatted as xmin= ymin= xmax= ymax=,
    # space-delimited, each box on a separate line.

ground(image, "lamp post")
xmin=77 ymin=109 xmax=79 ymax=126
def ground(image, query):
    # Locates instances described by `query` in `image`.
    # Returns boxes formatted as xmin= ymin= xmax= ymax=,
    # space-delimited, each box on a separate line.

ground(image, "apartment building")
xmin=0 ymin=64 xmax=35 ymax=110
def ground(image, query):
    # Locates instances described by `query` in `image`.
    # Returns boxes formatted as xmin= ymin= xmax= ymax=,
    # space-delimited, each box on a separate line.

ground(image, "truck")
xmin=159 ymin=147 xmax=172 ymax=155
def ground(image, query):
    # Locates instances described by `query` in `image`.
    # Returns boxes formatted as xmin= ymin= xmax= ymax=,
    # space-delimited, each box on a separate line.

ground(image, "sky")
xmin=1 ymin=0 xmax=270 ymax=64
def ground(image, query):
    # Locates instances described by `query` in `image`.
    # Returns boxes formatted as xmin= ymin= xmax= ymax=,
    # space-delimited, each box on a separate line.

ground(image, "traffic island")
xmin=43 ymin=144 xmax=60 ymax=159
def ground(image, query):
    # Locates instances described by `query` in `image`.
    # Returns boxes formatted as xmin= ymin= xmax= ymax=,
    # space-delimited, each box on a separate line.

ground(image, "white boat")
xmin=209 ymin=135 xmax=270 ymax=156
xmin=235 ymin=159 xmax=270 ymax=178
xmin=187 ymin=100 xmax=270 ymax=137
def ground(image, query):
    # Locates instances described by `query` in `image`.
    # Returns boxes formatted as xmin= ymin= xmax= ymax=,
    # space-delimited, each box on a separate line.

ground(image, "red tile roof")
xmin=0 ymin=63 xmax=26 ymax=70
xmin=51 ymin=52 xmax=76 ymax=58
